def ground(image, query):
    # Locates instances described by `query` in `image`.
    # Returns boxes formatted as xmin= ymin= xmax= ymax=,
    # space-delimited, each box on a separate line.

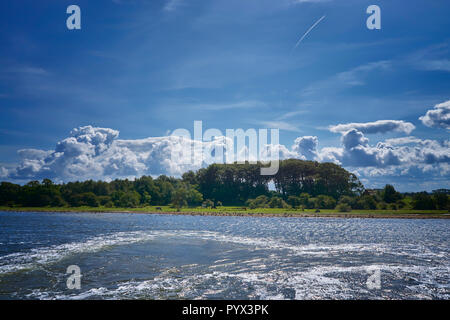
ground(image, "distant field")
xmin=1 ymin=206 xmax=448 ymax=219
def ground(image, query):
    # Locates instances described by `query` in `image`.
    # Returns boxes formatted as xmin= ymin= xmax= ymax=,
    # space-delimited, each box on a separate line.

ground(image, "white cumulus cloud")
xmin=292 ymin=136 xmax=318 ymax=160
xmin=317 ymin=129 xmax=449 ymax=173
xmin=329 ymin=120 xmax=415 ymax=135
xmin=419 ymin=100 xmax=450 ymax=130
xmin=1 ymin=123 xmax=448 ymax=189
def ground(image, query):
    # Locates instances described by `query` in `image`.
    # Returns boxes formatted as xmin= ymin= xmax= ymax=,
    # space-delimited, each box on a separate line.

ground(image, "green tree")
xmin=287 ymin=196 xmax=302 ymax=209
xmin=268 ymin=196 xmax=288 ymax=208
xmin=412 ymin=192 xmax=435 ymax=210
xmin=171 ymin=187 xmax=188 ymax=211
xmin=315 ymin=195 xmax=337 ymax=209
xmin=187 ymin=189 xmax=203 ymax=206
xmin=355 ymin=195 xmax=377 ymax=210
xmin=382 ymin=184 xmax=401 ymax=203
xmin=250 ymin=195 xmax=269 ymax=208
xmin=336 ymin=203 xmax=352 ymax=212
xmin=338 ymin=195 xmax=355 ymax=208
xmin=140 ymin=192 xmax=152 ymax=206
xmin=433 ymin=192 xmax=449 ymax=210
xmin=298 ymin=193 xmax=310 ymax=206
xmin=112 ymin=191 xmax=140 ymax=208
xmin=182 ymin=171 xmax=198 ymax=186
xmin=81 ymin=192 xmax=99 ymax=207
xmin=0 ymin=182 xmax=21 ymax=206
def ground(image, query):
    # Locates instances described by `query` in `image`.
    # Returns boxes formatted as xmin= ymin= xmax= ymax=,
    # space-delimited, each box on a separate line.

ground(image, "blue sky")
xmin=0 ymin=0 xmax=449 ymax=191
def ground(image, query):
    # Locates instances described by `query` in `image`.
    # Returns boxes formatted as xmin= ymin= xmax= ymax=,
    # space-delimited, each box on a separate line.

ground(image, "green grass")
xmin=0 ymin=205 xmax=448 ymax=218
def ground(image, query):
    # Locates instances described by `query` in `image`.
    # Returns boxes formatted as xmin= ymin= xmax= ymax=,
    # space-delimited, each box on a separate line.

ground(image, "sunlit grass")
xmin=0 ymin=205 xmax=447 ymax=217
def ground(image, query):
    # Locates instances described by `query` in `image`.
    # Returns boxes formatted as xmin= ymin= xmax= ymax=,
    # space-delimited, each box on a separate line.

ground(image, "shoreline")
xmin=1 ymin=207 xmax=449 ymax=219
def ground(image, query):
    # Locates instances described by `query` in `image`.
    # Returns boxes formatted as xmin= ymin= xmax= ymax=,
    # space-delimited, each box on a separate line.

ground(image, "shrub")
xmin=377 ymin=202 xmax=387 ymax=210
xmin=315 ymin=195 xmax=336 ymax=209
xmin=202 ymin=199 xmax=214 ymax=208
xmin=98 ymin=196 xmax=112 ymax=206
xmin=336 ymin=203 xmax=352 ymax=212
xmin=268 ymin=196 xmax=288 ymax=208
xmin=287 ymin=196 xmax=302 ymax=208
xmin=246 ymin=195 xmax=269 ymax=209
xmin=50 ymin=195 xmax=66 ymax=207
xmin=298 ymin=193 xmax=310 ymax=206
xmin=68 ymin=192 xmax=99 ymax=207
xmin=356 ymin=195 xmax=377 ymax=210
xmin=387 ymin=203 xmax=398 ymax=210
xmin=104 ymin=201 xmax=114 ymax=208
xmin=307 ymin=198 xmax=316 ymax=209
xmin=396 ymin=199 xmax=407 ymax=209
xmin=338 ymin=195 xmax=355 ymax=209
xmin=246 ymin=200 xmax=256 ymax=209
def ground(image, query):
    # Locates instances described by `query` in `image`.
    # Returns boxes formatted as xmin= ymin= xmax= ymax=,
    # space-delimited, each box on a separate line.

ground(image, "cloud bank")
xmin=1 ymin=121 xmax=448 ymax=190
xmin=4 ymin=126 xmax=215 ymax=182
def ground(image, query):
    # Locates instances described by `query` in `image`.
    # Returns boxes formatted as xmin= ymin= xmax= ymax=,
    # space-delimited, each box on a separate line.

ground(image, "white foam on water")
xmin=0 ymin=230 xmax=159 ymax=275
xmin=0 ymin=229 xmax=222 ymax=275
xmin=25 ymin=261 xmax=450 ymax=300
xmin=182 ymin=231 xmax=449 ymax=262
xmin=0 ymin=230 xmax=388 ymax=276
xmin=5 ymin=228 xmax=449 ymax=300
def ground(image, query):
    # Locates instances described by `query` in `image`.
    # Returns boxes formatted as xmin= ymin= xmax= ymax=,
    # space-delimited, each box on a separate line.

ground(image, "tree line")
xmin=0 ymin=159 xmax=448 ymax=211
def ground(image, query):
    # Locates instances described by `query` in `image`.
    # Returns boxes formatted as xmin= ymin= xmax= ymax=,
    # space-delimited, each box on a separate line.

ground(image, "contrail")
xmin=293 ymin=15 xmax=326 ymax=50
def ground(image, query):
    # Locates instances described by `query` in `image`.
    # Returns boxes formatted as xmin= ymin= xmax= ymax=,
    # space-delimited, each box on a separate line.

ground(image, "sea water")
xmin=0 ymin=211 xmax=448 ymax=299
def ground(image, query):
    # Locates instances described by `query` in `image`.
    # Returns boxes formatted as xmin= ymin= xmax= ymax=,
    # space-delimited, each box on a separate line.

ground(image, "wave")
xmin=1 ymin=229 xmax=447 ymax=275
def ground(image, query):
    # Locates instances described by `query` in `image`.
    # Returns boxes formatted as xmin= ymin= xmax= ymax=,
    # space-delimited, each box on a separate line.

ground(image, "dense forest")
xmin=0 ymin=159 xmax=448 ymax=211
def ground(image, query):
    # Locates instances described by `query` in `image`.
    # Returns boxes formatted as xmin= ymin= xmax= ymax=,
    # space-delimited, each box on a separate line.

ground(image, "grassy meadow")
xmin=1 ymin=205 xmax=448 ymax=219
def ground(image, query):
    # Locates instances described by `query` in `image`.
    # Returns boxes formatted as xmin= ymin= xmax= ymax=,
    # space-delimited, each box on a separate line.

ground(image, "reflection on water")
xmin=0 ymin=211 xmax=448 ymax=299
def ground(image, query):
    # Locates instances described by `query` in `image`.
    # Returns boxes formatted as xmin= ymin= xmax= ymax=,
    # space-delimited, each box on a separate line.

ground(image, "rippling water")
xmin=0 ymin=211 xmax=448 ymax=300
